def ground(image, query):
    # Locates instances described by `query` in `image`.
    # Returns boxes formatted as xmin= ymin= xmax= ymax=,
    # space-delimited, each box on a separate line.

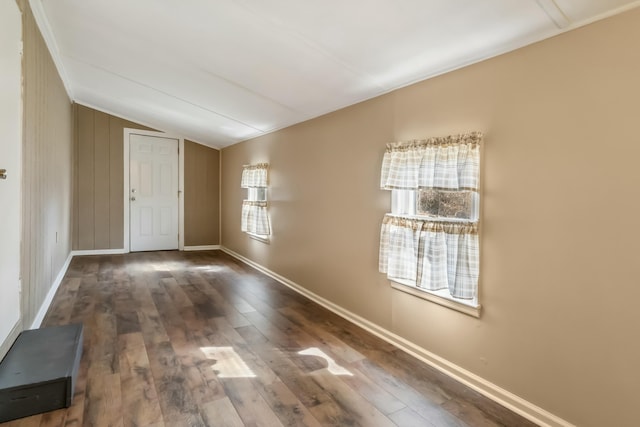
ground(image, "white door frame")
xmin=123 ymin=128 xmax=184 ymax=252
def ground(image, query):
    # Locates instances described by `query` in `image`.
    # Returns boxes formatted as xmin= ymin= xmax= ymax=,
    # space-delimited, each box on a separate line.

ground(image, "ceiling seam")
xmin=196 ymin=67 xmax=302 ymax=117
xmin=64 ymin=55 xmax=266 ymax=134
xmin=533 ymin=0 xmax=571 ymax=28
xmin=233 ymin=0 xmax=390 ymax=93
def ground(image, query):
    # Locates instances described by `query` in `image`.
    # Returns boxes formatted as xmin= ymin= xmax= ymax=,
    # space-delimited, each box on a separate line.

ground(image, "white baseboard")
xmin=71 ymin=248 xmax=127 ymax=256
xmin=72 ymin=247 xmax=222 ymax=255
xmin=183 ymin=245 xmax=221 ymax=251
xmin=220 ymin=246 xmax=573 ymax=427
xmin=30 ymin=251 xmax=74 ymax=329
xmin=0 ymin=319 xmax=22 ymax=361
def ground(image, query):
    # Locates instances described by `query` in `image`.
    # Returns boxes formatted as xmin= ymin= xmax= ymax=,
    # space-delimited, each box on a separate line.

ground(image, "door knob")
xmin=131 ymin=196 xmax=136 ymax=201
xmin=0 ymin=169 xmax=6 ymax=180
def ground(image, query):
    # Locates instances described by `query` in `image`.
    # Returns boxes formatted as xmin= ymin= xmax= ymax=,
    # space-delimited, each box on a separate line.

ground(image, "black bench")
xmin=0 ymin=324 xmax=83 ymax=422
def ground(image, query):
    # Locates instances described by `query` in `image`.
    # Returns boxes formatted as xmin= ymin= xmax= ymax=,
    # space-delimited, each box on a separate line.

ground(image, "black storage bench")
xmin=0 ymin=324 xmax=83 ymax=422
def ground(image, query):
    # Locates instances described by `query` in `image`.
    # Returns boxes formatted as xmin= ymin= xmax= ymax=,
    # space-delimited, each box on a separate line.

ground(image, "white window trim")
xmin=381 ymin=132 xmax=484 ymax=318
xmin=242 ymin=169 xmax=270 ymax=241
xmin=247 ymin=186 xmax=267 ymax=241
xmin=387 ymin=190 xmax=481 ymax=316
xmin=390 ymin=277 xmax=481 ymax=318
xmin=242 ymin=198 xmax=271 ymax=242
xmin=246 ymin=232 xmax=270 ymax=243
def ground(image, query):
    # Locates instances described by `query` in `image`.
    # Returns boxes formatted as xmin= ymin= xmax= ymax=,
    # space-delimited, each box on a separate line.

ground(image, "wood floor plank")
xmin=352 ymin=359 xmax=466 ymax=426
xmin=41 ymin=277 xmax=81 ymax=327
xmin=247 ymin=346 xmax=340 ymax=414
xmin=129 ymin=280 xmax=170 ymax=346
xmin=62 ymin=338 xmax=89 ymax=427
xmin=278 ymin=306 xmax=366 ymax=364
xmin=1 ymin=415 xmax=41 ymax=427
xmin=146 ymin=340 xmax=206 ymax=427
xmin=149 ymin=284 xmax=191 ymax=345
xmin=388 ymin=406 xmax=438 ymax=427
xmin=86 ymin=281 xmax=119 ymax=379
xmin=20 ymin=417 xmax=41 ymax=427
xmin=442 ymin=398 xmax=503 ymax=427
xmin=118 ymin=332 xmax=164 ymax=427
xmin=62 ymin=392 xmax=85 ymax=427
xmin=206 ymin=318 xmax=278 ymax=385
xmin=219 ymin=378 xmax=285 ymax=427
xmin=37 ymin=409 xmax=66 ymax=427
xmin=242 ymin=310 xmax=314 ymax=351
xmin=203 ymin=318 xmax=323 ymax=426
xmin=362 ymin=351 xmax=453 ymax=406
xmin=179 ymin=283 xmax=222 ymax=320
xmin=189 ymin=275 xmax=253 ymax=327
xmin=83 ymin=373 xmax=123 ymax=427
xmin=308 ymin=370 xmax=397 ymax=427
xmin=339 ymin=365 xmax=407 ymax=416
xmin=170 ymin=332 xmax=226 ymax=405
xmin=162 ymin=278 xmax=194 ymax=310
xmin=3 ymin=250 xmax=536 ymax=427
xmin=253 ymin=379 xmax=323 ymax=427
xmin=199 ymin=398 xmax=244 ymax=427
xmin=113 ymin=280 xmax=142 ymax=335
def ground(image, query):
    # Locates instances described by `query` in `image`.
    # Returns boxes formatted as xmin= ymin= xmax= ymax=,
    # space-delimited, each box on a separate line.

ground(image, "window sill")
xmin=386 ymin=213 xmax=477 ymax=224
xmin=246 ymin=232 xmax=270 ymax=244
xmin=390 ymin=280 xmax=481 ymax=318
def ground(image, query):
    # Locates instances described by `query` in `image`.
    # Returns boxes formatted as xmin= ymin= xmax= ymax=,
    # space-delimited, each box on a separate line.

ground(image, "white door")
xmin=129 ymin=134 xmax=179 ymax=251
xmin=0 ymin=0 xmax=23 ymax=347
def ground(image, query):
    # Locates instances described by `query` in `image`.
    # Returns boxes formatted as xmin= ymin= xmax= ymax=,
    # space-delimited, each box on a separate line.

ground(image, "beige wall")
xmin=221 ymin=8 xmax=640 ymax=427
xmin=74 ymin=105 xmax=220 ymax=249
xmin=184 ymin=140 xmax=220 ymax=246
xmin=21 ymin=0 xmax=73 ymax=326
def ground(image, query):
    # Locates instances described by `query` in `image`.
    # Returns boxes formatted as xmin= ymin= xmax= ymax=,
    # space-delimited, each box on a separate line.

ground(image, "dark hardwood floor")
xmin=1 ymin=250 xmax=536 ymax=426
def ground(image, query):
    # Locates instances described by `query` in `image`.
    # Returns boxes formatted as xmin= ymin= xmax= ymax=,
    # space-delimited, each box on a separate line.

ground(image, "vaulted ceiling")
xmin=34 ymin=0 xmax=640 ymax=148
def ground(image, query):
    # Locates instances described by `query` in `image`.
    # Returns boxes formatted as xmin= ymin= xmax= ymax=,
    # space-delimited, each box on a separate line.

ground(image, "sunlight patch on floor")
xmin=201 ymin=346 xmax=257 ymax=378
xmin=195 ymin=265 xmax=228 ymax=272
xmin=298 ymin=347 xmax=353 ymax=376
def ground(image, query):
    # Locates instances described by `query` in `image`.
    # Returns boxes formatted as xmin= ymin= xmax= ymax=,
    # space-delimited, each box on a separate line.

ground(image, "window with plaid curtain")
xmin=379 ymin=132 xmax=481 ymax=303
xmin=241 ymin=163 xmax=270 ymax=237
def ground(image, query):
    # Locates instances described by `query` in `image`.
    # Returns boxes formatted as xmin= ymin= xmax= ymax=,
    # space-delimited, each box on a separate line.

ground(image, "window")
xmin=378 ymin=132 xmax=482 ymax=313
xmin=241 ymin=163 xmax=270 ymax=240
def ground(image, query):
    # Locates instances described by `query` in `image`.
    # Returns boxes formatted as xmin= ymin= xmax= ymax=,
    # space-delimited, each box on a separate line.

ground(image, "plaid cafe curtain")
xmin=241 ymin=201 xmax=270 ymax=235
xmin=379 ymin=216 xmax=478 ymax=299
xmin=241 ymin=163 xmax=269 ymax=188
xmin=241 ymin=163 xmax=270 ymax=236
xmin=380 ymin=132 xmax=481 ymax=191
xmin=378 ymin=132 xmax=482 ymax=299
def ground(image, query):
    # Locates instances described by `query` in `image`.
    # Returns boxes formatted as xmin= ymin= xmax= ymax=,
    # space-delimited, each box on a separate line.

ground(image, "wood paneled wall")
xmin=73 ymin=105 xmax=153 ymax=250
xmin=184 ymin=140 xmax=220 ymax=246
xmin=21 ymin=0 xmax=73 ymax=326
xmin=74 ymin=106 xmax=220 ymax=250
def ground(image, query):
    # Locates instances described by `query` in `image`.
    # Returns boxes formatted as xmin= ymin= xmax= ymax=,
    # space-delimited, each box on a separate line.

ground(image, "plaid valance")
xmin=380 ymin=132 xmax=482 ymax=191
xmin=241 ymin=201 xmax=270 ymax=236
xmin=241 ymin=163 xmax=269 ymax=188
xmin=379 ymin=214 xmax=479 ymax=299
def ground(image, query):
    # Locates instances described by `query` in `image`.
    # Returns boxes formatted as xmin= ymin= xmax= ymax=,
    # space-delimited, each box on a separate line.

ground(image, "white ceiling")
xmin=33 ymin=0 xmax=640 ymax=148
